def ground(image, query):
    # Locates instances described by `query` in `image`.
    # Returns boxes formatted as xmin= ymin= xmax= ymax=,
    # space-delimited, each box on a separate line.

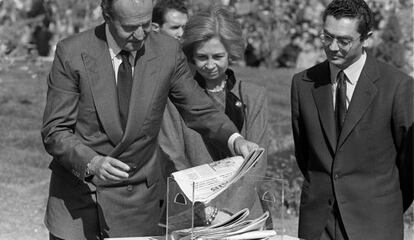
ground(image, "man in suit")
xmin=151 ymin=0 xmax=188 ymax=42
xmin=291 ymin=0 xmax=413 ymax=239
xmin=41 ymin=0 xmax=258 ymax=239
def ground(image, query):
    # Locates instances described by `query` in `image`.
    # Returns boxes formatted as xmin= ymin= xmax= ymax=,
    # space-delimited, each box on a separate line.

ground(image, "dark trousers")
xmin=320 ymin=202 xmax=349 ymax=240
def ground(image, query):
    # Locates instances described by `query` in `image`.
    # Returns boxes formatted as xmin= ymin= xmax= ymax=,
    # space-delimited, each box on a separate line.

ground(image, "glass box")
xmin=163 ymin=174 xmax=289 ymax=240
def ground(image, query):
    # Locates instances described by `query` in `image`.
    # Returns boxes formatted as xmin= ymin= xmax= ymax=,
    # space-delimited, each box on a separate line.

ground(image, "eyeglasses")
xmin=320 ymin=32 xmax=360 ymax=50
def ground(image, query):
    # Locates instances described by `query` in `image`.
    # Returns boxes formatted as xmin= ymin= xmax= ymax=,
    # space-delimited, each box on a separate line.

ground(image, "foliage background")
xmin=1 ymin=0 xmax=413 ymax=75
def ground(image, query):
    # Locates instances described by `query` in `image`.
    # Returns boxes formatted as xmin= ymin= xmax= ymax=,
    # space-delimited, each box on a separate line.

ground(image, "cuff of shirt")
xmin=228 ymin=133 xmax=242 ymax=156
xmin=84 ymin=155 xmax=100 ymax=181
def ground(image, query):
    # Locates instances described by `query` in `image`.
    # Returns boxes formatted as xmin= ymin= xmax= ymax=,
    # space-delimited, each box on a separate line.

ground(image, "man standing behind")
xmin=152 ymin=0 xmax=188 ymax=42
xmin=41 ymin=0 xmax=257 ymax=239
xmin=291 ymin=0 xmax=413 ymax=240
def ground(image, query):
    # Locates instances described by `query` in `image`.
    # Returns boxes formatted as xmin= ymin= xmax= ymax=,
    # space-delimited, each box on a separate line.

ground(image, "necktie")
xmin=336 ymin=70 xmax=347 ymax=134
xmin=117 ymin=50 xmax=133 ymax=130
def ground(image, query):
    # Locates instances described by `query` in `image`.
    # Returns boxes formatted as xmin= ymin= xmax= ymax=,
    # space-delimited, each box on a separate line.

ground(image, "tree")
xmin=372 ymin=11 xmax=406 ymax=71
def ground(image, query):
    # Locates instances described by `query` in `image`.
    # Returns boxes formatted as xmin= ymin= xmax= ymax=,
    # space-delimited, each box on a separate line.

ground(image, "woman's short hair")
xmin=182 ymin=5 xmax=245 ymax=63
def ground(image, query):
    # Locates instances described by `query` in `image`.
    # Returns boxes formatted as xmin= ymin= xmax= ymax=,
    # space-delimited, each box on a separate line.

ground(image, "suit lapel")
xmin=311 ymin=61 xmax=337 ymax=153
xmin=119 ymin=39 xmax=160 ymax=149
xmin=81 ymin=24 xmax=123 ymax=146
xmin=337 ymin=55 xmax=379 ymax=148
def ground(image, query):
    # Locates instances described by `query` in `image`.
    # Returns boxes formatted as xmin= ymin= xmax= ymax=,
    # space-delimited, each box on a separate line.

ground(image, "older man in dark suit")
xmin=41 ymin=0 xmax=258 ymax=239
xmin=291 ymin=0 xmax=413 ymax=239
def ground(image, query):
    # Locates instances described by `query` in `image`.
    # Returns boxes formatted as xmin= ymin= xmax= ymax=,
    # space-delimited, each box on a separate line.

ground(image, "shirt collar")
xmin=330 ymin=51 xmax=367 ymax=85
xmin=105 ymin=24 xmax=137 ymax=61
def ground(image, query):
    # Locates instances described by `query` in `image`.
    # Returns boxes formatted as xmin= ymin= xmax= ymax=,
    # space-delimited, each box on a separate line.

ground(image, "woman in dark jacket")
xmin=159 ymin=5 xmax=269 ymax=226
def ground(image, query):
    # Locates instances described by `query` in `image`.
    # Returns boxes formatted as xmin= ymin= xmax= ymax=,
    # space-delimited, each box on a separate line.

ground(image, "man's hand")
xmin=233 ymin=136 xmax=259 ymax=158
xmin=88 ymin=156 xmax=130 ymax=183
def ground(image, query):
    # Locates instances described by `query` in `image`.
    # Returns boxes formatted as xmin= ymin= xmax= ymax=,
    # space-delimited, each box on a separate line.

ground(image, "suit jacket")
xmin=291 ymin=54 xmax=413 ymax=240
xmin=159 ymin=70 xmax=269 ymax=220
xmin=41 ymin=24 xmax=238 ymax=240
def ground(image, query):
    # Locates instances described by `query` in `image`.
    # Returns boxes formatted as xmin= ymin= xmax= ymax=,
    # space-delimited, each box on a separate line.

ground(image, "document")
xmin=104 ymin=238 xmax=160 ymax=240
xmin=171 ymin=209 xmax=276 ymax=240
xmin=171 ymin=148 xmax=265 ymax=203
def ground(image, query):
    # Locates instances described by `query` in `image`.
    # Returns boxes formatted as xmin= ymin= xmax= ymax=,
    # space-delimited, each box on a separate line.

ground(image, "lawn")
xmin=0 ymin=58 xmax=412 ymax=239
xmin=0 ymin=58 xmax=51 ymax=240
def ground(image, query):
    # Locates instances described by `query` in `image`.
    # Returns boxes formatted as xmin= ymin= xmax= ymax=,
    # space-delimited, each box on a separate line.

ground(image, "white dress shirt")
xmin=330 ymin=52 xmax=367 ymax=109
xmin=105 ymin=24 xmax=137 ymax=84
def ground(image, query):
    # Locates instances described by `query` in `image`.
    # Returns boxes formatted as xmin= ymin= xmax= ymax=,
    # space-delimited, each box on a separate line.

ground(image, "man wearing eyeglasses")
xmin=291 ymin=0 xmax=413 ymax=240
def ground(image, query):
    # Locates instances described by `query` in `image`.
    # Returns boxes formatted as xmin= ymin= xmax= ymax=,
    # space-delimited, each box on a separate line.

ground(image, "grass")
xmin=0 ymin=58 xmax=51 ymax=240
xmin=0 ymin=59 xmax=412 ymax=239
xmin=235 ymin=66 xmax=296 ymax=154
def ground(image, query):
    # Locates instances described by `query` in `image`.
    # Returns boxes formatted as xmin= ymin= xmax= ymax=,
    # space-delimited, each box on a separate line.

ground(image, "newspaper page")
xmin=171 ymin=209 xmax=275 ymax=240
xmin=171 ymin=148 xmax=265 ymax=203
xmin=170 ymin=208 xmax=250 ymax=239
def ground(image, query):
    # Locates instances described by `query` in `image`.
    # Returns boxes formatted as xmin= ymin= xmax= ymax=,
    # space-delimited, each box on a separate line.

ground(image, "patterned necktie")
xmin=336 ymin=70 xmax=347 ymax=134
xmin=117 ymin=50 xmax=133 ymax=130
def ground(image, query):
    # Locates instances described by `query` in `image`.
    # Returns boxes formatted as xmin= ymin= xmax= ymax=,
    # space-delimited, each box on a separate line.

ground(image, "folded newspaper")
xmin=171 ymin=148 xmax=265 ymax=203
xmin=171 ymin=208 xmax=276 ymax=240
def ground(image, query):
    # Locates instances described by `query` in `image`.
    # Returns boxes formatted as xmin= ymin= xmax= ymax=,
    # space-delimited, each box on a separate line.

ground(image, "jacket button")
xmin=334 ymin=173 xmax=340 ymax=180
xmin=126 ymin=185 xmax=133 ymax=191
